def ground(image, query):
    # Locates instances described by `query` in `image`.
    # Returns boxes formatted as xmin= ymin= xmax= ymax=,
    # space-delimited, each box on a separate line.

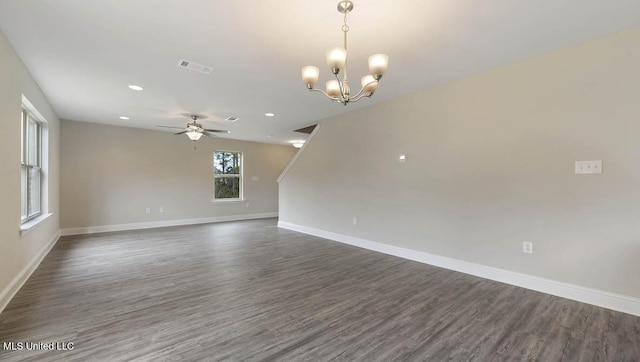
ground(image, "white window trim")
xmin=21 ymin=95 xmax=49 ymax=228
xmin=20 ymin=212 xmax=53 ymax=236
xmin=210 ymin=199 xmax=247 ymax=204
xmin=212 ymin=150 xmax=243 ymax=202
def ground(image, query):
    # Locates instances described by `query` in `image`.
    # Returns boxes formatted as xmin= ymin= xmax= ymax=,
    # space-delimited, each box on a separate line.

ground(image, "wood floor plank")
xmin=0 ymin=218 xmax=638 ymax=361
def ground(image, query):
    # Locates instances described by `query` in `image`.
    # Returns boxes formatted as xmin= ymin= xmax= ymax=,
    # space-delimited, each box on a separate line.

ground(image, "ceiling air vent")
xmin=177 ymin=59 xmax=213 ymax=74
xmin=224 ymin=116 xmax=239 ymax=123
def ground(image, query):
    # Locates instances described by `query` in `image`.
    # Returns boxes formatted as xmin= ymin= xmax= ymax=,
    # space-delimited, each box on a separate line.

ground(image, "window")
xmin=21 ymin=108 xmax=42 ymax=222
xmin=213 ymin=151 xmax=242 ymax=200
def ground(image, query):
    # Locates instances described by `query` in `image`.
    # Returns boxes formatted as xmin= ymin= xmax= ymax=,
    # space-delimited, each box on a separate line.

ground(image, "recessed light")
xmin=128 ymin=85 xmax=143 ymax=91
xmin=290 ymin=140 xmax=305 ymax=148
xmin=119 ymin=116 xmax=130 ymax=120
xmin=265 ymin=113 xmax=275 ymax=117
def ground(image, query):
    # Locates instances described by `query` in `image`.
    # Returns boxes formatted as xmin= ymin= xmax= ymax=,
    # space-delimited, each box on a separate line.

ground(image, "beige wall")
xmin=60 ymin=120 xmax=296 ymax=228
xmin=280 ymin=27 xmax=640 ymax=298
xmin=0 ymin=31 xmax=60 ymax=301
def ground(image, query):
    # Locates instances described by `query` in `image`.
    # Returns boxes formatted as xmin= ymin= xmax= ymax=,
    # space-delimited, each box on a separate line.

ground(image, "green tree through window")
xmin=213 ymin=151 xmax=242 ymax=200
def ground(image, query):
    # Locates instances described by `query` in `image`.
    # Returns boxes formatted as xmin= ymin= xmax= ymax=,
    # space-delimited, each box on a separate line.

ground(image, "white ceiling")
xmin=1 ymin=0 xmax=639 ymax=145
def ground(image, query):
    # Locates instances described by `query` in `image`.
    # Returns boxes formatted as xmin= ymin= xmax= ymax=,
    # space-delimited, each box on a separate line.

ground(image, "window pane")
xmin=214 ymin=151 xmax=241 ymax=175
xmin=27 ymin=118 xmax=38 ymax=165
xmin=215 ymin=177 xmax=240 ymax=199
xmin=21 ymin=165 xmax=27 ymax=220
xmin=29 ymin=167 xmax=41 ymax=216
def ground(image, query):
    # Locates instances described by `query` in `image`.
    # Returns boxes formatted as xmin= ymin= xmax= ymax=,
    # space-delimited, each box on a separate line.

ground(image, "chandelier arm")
xmin=350 ymin=79 xmax=378 ymax=100
xmin=309 ymin=88 xmax=340 ymax=101
xmin=350 ymin=92 xmax=371 ymax=103
xmin=350 ymin=86 xmax=367 ymax=100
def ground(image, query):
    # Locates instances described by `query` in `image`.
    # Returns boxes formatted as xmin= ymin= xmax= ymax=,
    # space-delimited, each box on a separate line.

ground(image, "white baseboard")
xmin=0 ymin=231 xmax=61 ymax=314
xmin=61 ymin=212 xmax=279 ymax=236
xmin=278 ymin=221 xmax=640 ymax=317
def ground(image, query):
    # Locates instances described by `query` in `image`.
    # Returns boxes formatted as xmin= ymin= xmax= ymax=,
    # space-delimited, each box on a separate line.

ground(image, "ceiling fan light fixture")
xmin=157 ymin=115 xmax=228 ymax=142
xmin=186 ymin=130 xmax=203 ymax=141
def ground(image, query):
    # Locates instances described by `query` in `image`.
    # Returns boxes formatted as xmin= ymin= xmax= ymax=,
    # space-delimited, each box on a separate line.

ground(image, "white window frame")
xmin=20 ymin=95 xmax=50 ymax=234
xmin=213 ymin=150 xmax=243 ymax=201
xmin=21 ymin=108 xmax=43 ymax=223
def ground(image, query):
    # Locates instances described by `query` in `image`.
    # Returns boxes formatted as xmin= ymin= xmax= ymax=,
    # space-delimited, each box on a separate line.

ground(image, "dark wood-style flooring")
xmin=0 ymin=218 xmax=638 ymax=361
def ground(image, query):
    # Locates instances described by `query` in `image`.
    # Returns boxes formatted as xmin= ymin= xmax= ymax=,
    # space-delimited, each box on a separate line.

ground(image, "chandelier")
xmin=301 ymin=1 xmax=389 ymax=105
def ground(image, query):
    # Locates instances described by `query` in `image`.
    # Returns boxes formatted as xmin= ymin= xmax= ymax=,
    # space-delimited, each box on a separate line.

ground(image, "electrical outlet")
xmin=245 ymin=202 xmax=250 ymax=208
xmin=522 ymin=241 xmax=533 ymax=254
xmin=145 ymin=207 xmax=151 ymax=214
xmin=352 ymin=217 xmax=358 ymax=226
xmin=159 ymin=207 xmax=164 ymax=213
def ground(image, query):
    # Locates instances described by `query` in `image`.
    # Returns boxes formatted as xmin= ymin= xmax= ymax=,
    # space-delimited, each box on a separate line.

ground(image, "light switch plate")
xmin=522 ymin=241 xmax=533 ymax=254
xmin=575 ymin=160 xmax=602 ymax=174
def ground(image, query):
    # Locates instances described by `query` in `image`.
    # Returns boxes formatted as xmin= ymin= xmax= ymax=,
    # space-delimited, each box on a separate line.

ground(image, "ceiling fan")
xmin=157 ymin=115 xmax=230 ymax=141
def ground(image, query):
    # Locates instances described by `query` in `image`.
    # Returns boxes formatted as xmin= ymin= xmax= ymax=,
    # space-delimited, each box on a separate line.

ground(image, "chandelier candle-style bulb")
xmin=326 ymin=47 xmax=347 ymax=74
xmin=301 ymin=1 xmax=388 ymax=105
xmin=302 ymin=66 xmax=320 ymax=88
xmin=368 ymin=54 xmax=389 ymax=80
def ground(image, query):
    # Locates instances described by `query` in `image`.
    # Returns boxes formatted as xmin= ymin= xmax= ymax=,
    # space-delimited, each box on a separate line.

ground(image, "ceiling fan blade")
xmin=202 ymin=131 xmax=218 ymax=137
xmin=174 ymin=130 xmax=188 ymax=135
xmin=203 ymin=129 xmax=230 ymax=133
xmin=157 ymin=125 xmax=185 ymax=130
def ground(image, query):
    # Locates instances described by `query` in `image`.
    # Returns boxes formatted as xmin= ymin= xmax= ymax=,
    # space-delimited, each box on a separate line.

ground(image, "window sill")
xmin=20 ymin=213 xmax=53 ymax=236
xmin=211 ymin=199 xmax=245 ymax=204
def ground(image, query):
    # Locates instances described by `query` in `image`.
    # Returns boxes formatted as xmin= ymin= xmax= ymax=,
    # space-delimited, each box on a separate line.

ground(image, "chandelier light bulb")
xmin=360 ymin=75 xmax=378 ymax=95
xmin=326 ymin=80 xmax=341 ymax=98
xmin=326 ymin=47 xmax=347 ymax=74
xmin=368 ymin=54 xmax=389 ymax=80
xmin=302 ymin=66 xmax=320 ymax=88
